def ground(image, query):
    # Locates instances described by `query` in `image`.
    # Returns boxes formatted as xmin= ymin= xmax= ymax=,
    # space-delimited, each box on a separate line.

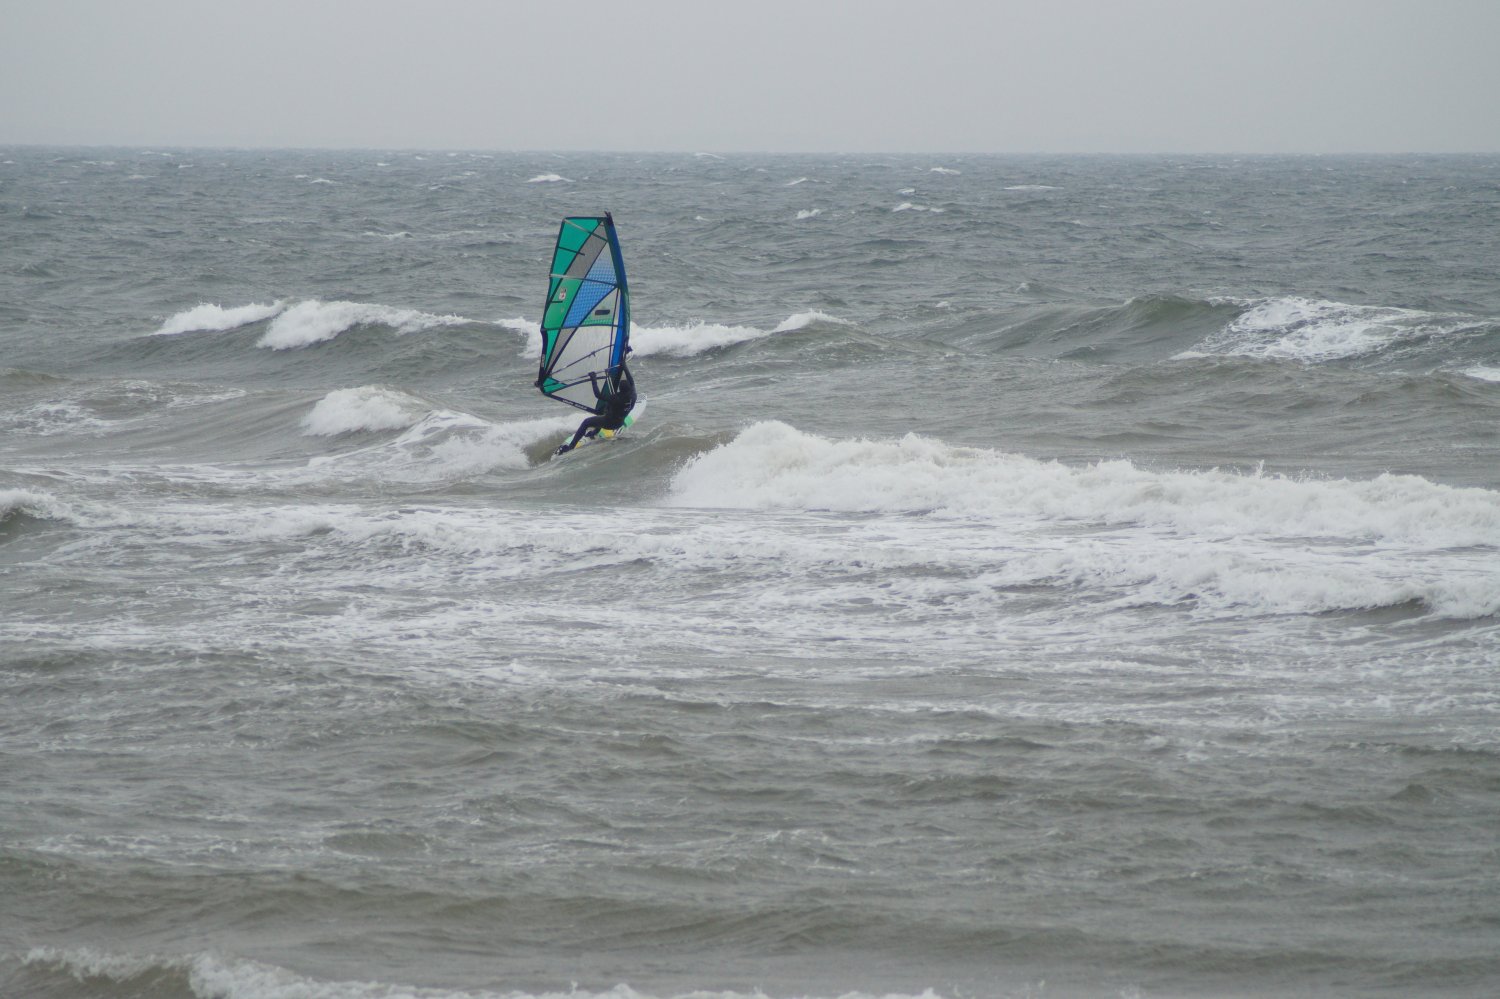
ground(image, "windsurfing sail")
xmin=536 ymin=213 xmax=630 ymax=413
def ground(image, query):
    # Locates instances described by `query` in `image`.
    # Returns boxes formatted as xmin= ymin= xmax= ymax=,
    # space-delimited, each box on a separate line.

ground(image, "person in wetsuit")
xmin=556 ymin=361 xmax=636 ymax=454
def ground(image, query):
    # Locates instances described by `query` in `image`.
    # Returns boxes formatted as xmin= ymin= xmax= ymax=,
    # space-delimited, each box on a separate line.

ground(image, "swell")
xmin=952 ymin=294 xmax=1241 ymax=362
xmin=1181 ymin=296 xmax=1500 ymax=371
xmin=8 ymin=949 xmax=199 ymax=999
xmin=101 ymin=315 xmax=516 ymax=391
xmin=665 ymin=422 xmax=1500 ymax=620
xmin=1059 ymin=354 xmax=1500 ymax=483
xmin=12 ymin=897 xmax=1497 ymax=997
xmin=944 ymin=293 xmax=1500 ymax=374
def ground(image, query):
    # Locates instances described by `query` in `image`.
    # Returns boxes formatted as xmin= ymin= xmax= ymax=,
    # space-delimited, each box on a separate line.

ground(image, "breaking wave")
xmin=300 ymin=410 xmax=562 ymax=482
xmin=1180 ymin=296 xmax=1495 ymax=365
xmin=667 ymin=422 xmax=1500 ymax=619
xmin=0 ymin=488 xmax=73 ymax=527
xmin=300 ymin=386 xmax=433 ymax=436
xmin=19 ymin=947 xmax=950 ymax=999
xmin=152 ymin=301 xmax=287 ymax=336
xmin=258 ymin=300 xmax=471 ymax=350
xmin=669 ymin=422 xmax=1500 ymax=547
xmin=505 ymin=312 xmax=854 ymax=359
xmin=149 ymin=299 xmax=473 ymax=350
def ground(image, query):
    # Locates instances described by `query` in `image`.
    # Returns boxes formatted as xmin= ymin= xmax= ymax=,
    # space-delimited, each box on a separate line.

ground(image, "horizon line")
xmin=5 ymin=141 xmax=1500 ymax=158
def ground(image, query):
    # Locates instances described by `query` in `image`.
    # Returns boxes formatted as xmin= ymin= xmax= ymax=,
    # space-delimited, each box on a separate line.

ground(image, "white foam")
xmin=300 ymin=386 xmax=431 ymax=436
xmin=795 ymin=208 xmax=822 ymax=219
xmin=503 ymin=313 xmax=853 ymax=360
xmin=22 ymin=947 xmax=959 ymax=999
xmin=257 ymin=300 xmax=469 ymax=350
xmin=666 ymin=423 xmax=1500 ymax=618
xmin=929 ymin=166 xmax=961 ymax=175
xmin=992 ymin=535 xmax=1494 ymax=619
xmin=9 ymin=399 xmax=114 ymax=436
xmin=526 ymin=173 xmax=571 ymax=183
xmin=1182 ymin=296 xmax=1485 ymax=363
xmin=1 ymin=488 xmax=71 ymax=523
xmin=65 ymin=411 xmax=557 ymax=492
xmin=153 ymin=300 xmax=286 ymax=336
xmin=632 ymin=312 xmax=852 ymax=357
xmin=1462 ymin=365 xmax=1500 ymax=383
xmin=785 ymin=176 xmax=809 ymax=186
xmin=668 ymin=422 xmax=1500 ymax=548
xmin=628 ymin=321 xmax=773 ymax=357
xmin=495 ymin=314 xmax=535 ymax=335
xmin=302 ymin=411 xmax=560 ymax=482
xmin=772 ymin=311 xmax=852 ymax=333
xmin=893 ymin=202 xmax=944 ymax=213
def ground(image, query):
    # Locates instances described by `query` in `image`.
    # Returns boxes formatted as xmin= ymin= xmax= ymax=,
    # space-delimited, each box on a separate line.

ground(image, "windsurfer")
xmin=555 ymin=361 xmax=636 ymax=454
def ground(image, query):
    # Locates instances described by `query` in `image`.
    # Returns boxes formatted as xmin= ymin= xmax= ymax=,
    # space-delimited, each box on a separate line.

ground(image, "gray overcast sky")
xmin=3 ymin=0 xmax=1498 ymax=153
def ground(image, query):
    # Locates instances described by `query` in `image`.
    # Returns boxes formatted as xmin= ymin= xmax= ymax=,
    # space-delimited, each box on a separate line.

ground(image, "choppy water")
xmin=3 ymin=148 xmax=1499 ymax=998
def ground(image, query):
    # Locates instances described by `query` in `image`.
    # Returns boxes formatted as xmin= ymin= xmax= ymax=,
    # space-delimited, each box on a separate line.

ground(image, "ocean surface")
xmin=3 ymin=148 xmax=1499 ymax=999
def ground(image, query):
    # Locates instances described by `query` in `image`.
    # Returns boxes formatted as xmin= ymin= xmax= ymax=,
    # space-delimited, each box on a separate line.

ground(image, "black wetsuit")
xmin=558 ymin=364 xmax=636 ymax=453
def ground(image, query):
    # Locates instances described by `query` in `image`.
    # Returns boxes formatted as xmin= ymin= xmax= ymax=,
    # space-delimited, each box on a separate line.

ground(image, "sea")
xmin=3 ymin=148 xmax=1499 ymax=999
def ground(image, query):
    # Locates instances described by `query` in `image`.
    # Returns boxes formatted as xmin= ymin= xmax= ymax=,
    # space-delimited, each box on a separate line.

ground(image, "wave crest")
xmin=666 ymin=422 xmax=1500 ymax=618
xmin=19 ymin=946 xmax=961 ymax=999
xmin=1 ymin=488 xmax=70 ymax=526
xmin=153 ymin=300 xmax=286 ymax=336
xmin=302 ymin=411 xmax=562 ymax=482
xmin=669 ymin=422 xmax=1500 ymax=547
xmin=301 ymin=386 xmax=432 ymax=436
xmin=505 ymin=313 xmax=854 ymax=360
xmin=1181 ymin=296 xmax=1492 ymax=364
xmin=257 ymin=300 xmax=470 ymax=350
xmin=148 ymin=299 xmax=474 ymax=349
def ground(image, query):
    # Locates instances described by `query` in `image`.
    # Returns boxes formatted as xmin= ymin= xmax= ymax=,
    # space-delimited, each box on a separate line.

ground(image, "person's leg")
xmin=558 ymin=415 xmax=606 ymax=453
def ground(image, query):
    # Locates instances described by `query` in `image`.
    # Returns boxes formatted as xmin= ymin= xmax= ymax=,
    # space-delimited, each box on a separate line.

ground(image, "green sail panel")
xmin=536 ymin=215 xmax=630 ymax=413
